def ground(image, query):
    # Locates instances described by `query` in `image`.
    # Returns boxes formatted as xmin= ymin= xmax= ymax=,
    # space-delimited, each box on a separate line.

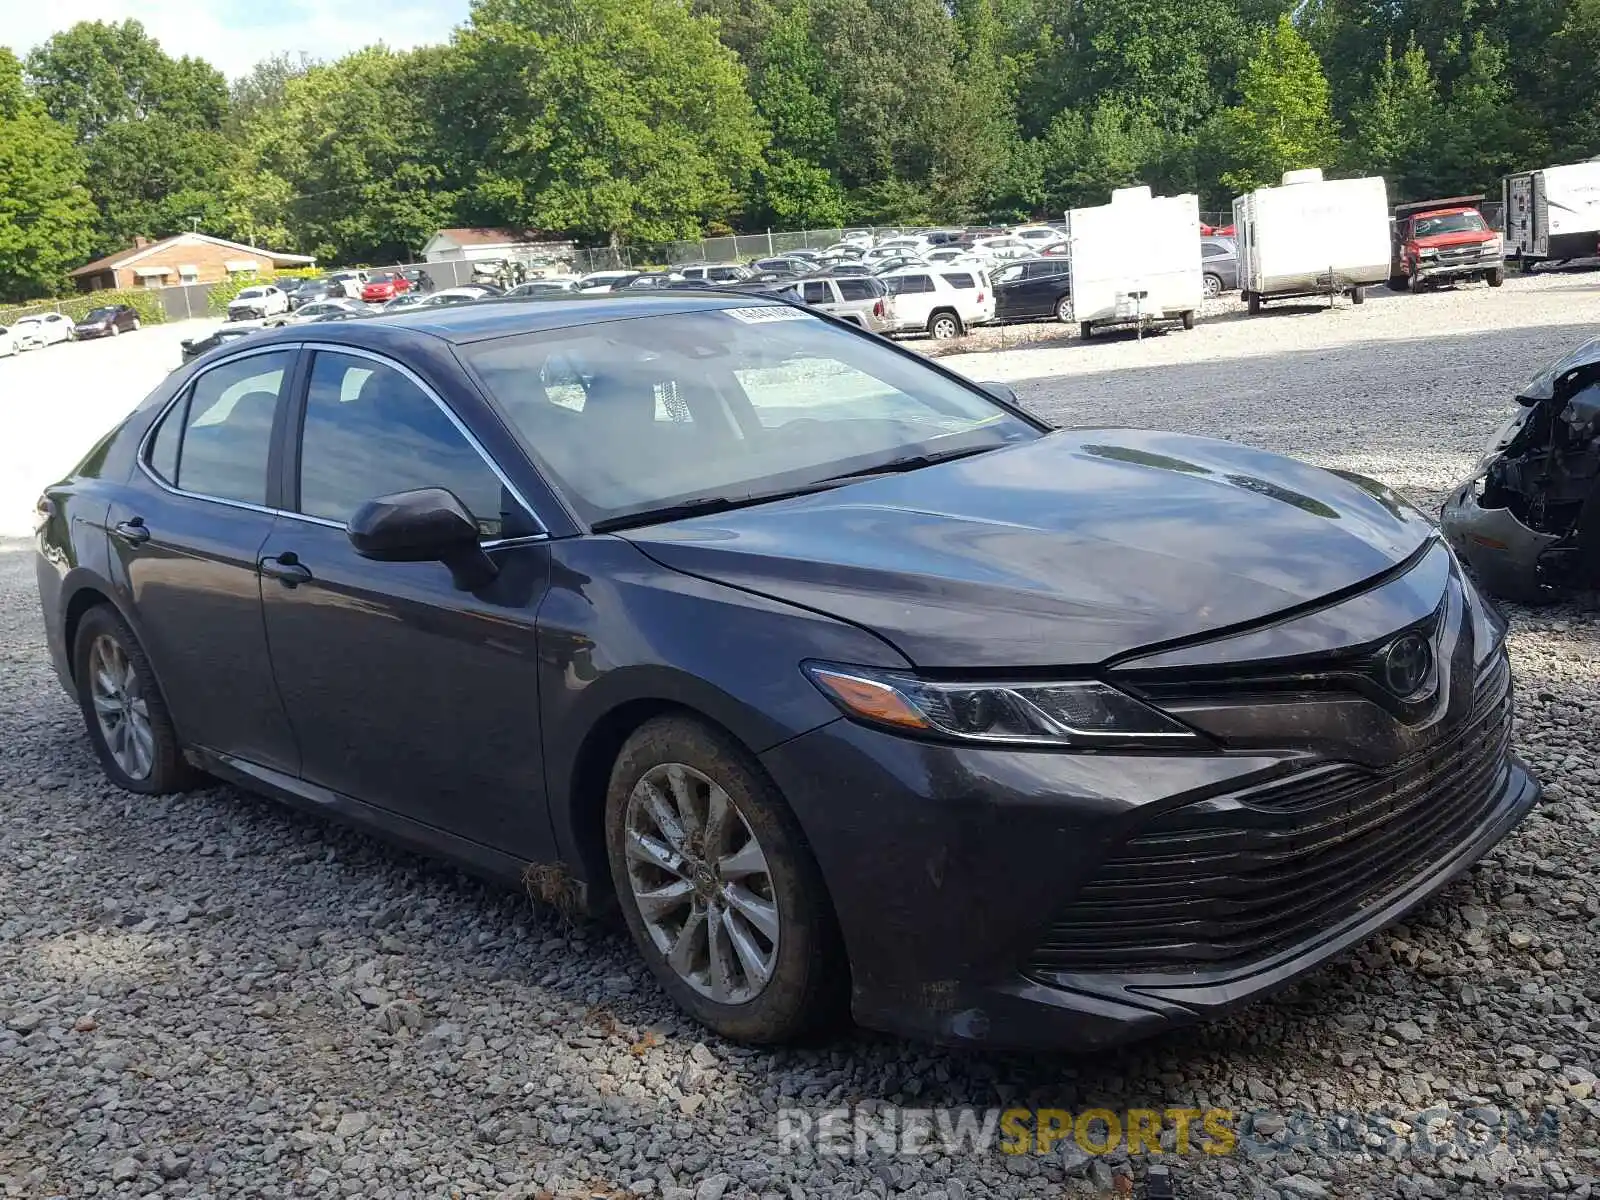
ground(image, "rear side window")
xmin=885 ymin=275 xmax=934 ymax=295
xmin=836 ymin=279 xmax=878 ymax=301
xmin=153 ymin=351 xmax=295 ymax=504
xmin=801 ymin=281 xmax=832 ymax=303
xmin=297 ymin=350 xmax=518 ymax=538
xmin=941 ymin=273 xmax=975 ymax=289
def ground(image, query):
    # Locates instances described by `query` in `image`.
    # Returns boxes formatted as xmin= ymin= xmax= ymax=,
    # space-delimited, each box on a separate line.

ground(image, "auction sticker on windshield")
xmin=725 ymin=306 xmax=813 ymax=323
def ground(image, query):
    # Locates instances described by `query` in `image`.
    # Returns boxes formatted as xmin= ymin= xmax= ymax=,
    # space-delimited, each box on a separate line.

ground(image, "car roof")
xmin=235 ymin=292 xmax=795 ymax=348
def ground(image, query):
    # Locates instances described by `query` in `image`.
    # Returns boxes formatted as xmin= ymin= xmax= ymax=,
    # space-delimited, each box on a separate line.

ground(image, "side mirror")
xmin=347 ymin=487 xmax=498 ymax=591
xmin=978 ymin=381 xmax=1020 ymax=406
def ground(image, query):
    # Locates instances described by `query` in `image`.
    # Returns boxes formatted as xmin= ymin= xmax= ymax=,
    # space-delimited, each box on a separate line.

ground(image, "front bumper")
xmin=1440 ymin=477 xmax=1556 ymax=600
xmin=73 ymin=326 xmax=109 ymax=339
xmin=1415 ymin=256 xmax=1502 ymax=281
xmin=761 ymin=657 xmax=1537 ymax=1051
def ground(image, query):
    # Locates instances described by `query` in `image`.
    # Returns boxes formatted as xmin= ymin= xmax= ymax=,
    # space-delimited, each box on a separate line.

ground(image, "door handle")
xmin=260 ymin=553 xmax=313 ymax=587
xmin=112 ymin=518 xmax=150 ymax=546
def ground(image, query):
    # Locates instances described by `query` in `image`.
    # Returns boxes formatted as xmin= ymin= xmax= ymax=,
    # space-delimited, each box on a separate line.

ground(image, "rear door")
xmin=257 ymin=345 xmax=558 ymax=859
xmin=107 ymin=346 xmax=302 ymax=773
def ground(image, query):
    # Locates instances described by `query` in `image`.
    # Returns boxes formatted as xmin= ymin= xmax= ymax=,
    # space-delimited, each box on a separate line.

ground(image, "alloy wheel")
xmin=624 ymin=762 xmax=779 ymax=1004
xmin=930 ymin=315 xmax=959 ymax=339
xmin=1055 ymin=295 xmax=1074 ymax=322
xmin=1203 ymin=274 xmax=1222 ymax=298
xmin=88 ymin=634 xmax=154 ymax=781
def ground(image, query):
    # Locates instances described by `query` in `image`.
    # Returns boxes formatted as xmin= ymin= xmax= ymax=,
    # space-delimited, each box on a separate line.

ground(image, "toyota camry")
xmin=35 ymin=293 xmax=1538 ymax=1049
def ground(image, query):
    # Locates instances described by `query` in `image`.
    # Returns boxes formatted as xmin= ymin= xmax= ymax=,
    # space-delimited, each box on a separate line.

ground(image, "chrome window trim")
xmin=135 ymin=339 xmax=549 ymax=548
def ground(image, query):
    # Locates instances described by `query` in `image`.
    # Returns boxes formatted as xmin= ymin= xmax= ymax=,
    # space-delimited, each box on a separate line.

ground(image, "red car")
xmin=360 ymin=272 xmax=412 ymax=303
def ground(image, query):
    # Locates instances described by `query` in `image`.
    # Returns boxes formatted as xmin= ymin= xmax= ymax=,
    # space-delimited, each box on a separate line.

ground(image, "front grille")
xmin=1435 ymin=246 xmax=1491 ymax=265
xmin=1028 ymin=655 xmax=1512 ymax=975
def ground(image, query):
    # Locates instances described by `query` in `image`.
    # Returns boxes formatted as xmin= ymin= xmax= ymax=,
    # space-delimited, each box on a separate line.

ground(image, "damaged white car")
xmin=1442 ymin=336 xmax=1600 ymax=601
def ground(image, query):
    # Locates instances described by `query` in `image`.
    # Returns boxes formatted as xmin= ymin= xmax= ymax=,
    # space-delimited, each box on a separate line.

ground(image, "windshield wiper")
xmin=819 ymin=441 xmax=1000 ymax=483
xmin=590 ymin=481 xmax=842 ymax=533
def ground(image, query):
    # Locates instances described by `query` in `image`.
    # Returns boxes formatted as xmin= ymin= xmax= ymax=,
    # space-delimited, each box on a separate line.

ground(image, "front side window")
xmin=464 ymin=308 xmax=1038 ymax=525
xmin=297 ymin=351 xmax=520 ymax=538
xmin=156 ymin=351 xmax=294 ymax=504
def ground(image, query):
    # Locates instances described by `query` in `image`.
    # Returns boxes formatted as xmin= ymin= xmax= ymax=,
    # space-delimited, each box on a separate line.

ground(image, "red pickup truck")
xmin=1390 ymin=197 xmax=1505 ymax=292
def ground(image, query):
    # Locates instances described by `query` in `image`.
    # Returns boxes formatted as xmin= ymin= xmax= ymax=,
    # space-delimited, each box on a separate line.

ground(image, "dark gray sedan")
xmin=1201 ymin=236 xmax=1238 ymax=298
xmin=36 ymin=293 xmax=1537 ymax=1051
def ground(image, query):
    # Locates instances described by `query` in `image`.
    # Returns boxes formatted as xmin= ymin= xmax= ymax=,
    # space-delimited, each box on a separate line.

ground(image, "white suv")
xmin=880 ymin=268 xmax=994 ymax=339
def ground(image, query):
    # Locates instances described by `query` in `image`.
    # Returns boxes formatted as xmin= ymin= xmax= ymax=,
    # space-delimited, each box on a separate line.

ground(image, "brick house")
xmin=69 ymin=233 xmax=316 ymax=292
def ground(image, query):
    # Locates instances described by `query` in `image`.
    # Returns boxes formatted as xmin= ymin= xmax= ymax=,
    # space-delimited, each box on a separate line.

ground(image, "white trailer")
xmin=1066 ymin=186 xmax=1203 ymax=339
xmin=1232 ymin=169 xmax=1390 ymax=314
xmin=1502 ymin=161 xmax=1600 ymax=267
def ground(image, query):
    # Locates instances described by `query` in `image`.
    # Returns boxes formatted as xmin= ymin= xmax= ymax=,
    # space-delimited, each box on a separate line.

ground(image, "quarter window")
xmin=801 ymin=281 xmax=832 ymax=303
xmin=941 ymin=273 xmax=976 ymax=289
xmin=836 ymin=279 xmax=878 ymax=301
xmin=156 ymin=351 xmax=294 ymax=504
xmin=297 ymin=351 xmax=521 ymax=538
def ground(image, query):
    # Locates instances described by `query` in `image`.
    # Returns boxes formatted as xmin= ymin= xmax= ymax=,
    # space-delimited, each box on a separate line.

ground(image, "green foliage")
xmin=0 ymin=53 xmax=96 ymax=302
xmin=443 ymin=0 xmax=767 ymax=245
xmin=0 ymin=288 xmax=168 ymax=328
xmin=236 ymin=46 xmax=456 ymax=263
xmin=1204 ymin=16 xmax=1340 ymax=196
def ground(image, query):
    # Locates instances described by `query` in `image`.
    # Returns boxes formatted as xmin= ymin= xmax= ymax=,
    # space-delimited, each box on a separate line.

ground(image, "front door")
xmin=258 ymin=347 xmax=557 ymax=861
xmin=108 ymin=347 xmax=301 ymax=773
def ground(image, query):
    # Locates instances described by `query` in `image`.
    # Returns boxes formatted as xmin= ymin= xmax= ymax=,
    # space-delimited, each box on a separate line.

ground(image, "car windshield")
xmin=84 ymin=307 xmax=117 ymax=320
xmin=1415 ymin=212 xmax=1488 ymax=236
xmin=236 ymin=288 xmax=265 ymax=300
xmin=463 ymin=307 xmax=1038 ymax=525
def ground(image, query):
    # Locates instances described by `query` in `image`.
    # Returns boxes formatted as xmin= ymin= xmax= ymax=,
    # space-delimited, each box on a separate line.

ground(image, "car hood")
xmin=623 ymin=430 xmax=1434 ymax=668
xmin=1413 ymin=228 xmax=1496 ymax=249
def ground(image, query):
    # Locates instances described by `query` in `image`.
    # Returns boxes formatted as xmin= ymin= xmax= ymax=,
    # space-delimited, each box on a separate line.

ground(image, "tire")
xmin=1488 ymin=268 xmax=1505 ymax=288
xmin=1079 ymin=321 xmax=1093 ymax=339
xmin=1202 ymin=273 xmax=1222 ymax=299
xmin=72 ymin=605 xmax=199 ymax=795
xmin=1181 ymin=309 xmax=1196 ymax=330
xmin=131 ymin=317 xmax=141 ymax=330
xmin=1246 ymin=291 xmax=1261 ymax=315
xmin=1055 ymin=294 xmax=1074 ymax=323
xmin=109 ymin=323 xmax=119 ymax=336
xmin=605 ymin=715 xmax=848 ymax=1044
xmin=1351 ymin=285 xmax=1365 ymax=305
xmin=927 ymin=310 xmax=962 ymax=340
xmin=1408 ymin=271 xmax=1426 ymax=294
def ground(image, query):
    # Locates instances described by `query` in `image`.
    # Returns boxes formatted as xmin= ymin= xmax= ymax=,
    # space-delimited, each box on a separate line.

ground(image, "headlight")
xmin=803 ymin=663 xmax=1206 ymax=749
xmin=1419 ymin=247 xmax=1438 ymax=257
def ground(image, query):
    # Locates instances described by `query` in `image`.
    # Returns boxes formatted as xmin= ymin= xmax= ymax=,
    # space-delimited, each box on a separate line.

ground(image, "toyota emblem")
xmin=1382 ymin=632 xmax=1434 ymax=697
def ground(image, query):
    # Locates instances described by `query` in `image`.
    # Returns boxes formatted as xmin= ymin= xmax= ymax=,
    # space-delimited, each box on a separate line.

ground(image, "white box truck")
xmin=1232 ymin=169 xmax=1390 ymax=313
xmin=1066 ymin=186 xmax=1203 ymax=339
xmin=1502 ymin=161 xmax=1600 ymax=267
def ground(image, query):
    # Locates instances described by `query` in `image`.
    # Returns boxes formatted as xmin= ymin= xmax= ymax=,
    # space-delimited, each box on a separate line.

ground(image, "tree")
xmin=1203 ymin=15 xmax=1339 ymax=196
xmin=0 ymin=51 xmax=96 ymax=300
xmin=1549 ymin=0 xmax=1600 ymax=156
xmin=1038 ymin=98 xmax=1171 ymax=212
xmin=237 ymin=47 xmax=456 ymax=263
xmin=445 ymin=0 xmax=767 ymax=244
xmin=226 ymin=52 xmax=314 ymax=138
xmin=1422 ymin=33 xmax=1547 ymax=195
xmin=1344 ymin=37 xmax=1440 ymax=198
xmin=25 ymin=20 xmax=226 ymax=138
xmin=746 ymin=3 xmax=847 ymax=226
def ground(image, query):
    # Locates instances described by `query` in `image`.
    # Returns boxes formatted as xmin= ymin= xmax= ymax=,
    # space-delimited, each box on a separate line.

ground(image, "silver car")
xmin=779 ymin=275 xmax=895 ymax=333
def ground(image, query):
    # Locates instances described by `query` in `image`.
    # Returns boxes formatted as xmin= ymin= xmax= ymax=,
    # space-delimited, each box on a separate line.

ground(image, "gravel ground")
xmin=2 ymin=271 xmax=1600 ymax=1199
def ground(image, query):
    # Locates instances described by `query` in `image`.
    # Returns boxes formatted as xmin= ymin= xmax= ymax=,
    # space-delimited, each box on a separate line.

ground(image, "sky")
xmin=1 ymin=0 xmax=473 ymax=79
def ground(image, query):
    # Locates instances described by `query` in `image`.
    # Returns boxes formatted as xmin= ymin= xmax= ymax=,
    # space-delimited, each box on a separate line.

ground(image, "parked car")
xmin=750 ymin=257 xmax=817 ymax=277
xmin=1390 ymin=198 xmax=1504 ymax=292
xmin=285 ymin=279 xmax=335 ymax=310
xmin=36 ymin=293 xmax=1537 ymax=1051
xmin=418 ymin=287 xmax=497 ymax=306
xmin=227 ymin=285 xmax=289 ymax=323
xmin=0 ymin=325 xmax=20 ymax=357
xmin=177 ymin=325 xmax=259 ymax=364
xmin=72 ymin=304 xmax=141 ymax=339
xmin=324 ymin=271 xmax=368 ymax=299
xmin=620 ymin=272 xmax=685 ymax=291
xmin=1200 ymin=236 xmax=1239 ymax=297
xmin=1011 ymin=226 xmax=1067 ymax=250
xmin=274 ymin=299 xmax=376 ymax=326
xmin=505 ymin=278 xmax=579 ymax=297
xmin=869 ymin=255 xmax=932 ymax=276
xmin=993 ymin=257 xmax=1074 ymax=322
xmin=13 ymin=312 xmax=75 ymax=348
xmin=880 ymin=267 xmax=989 ymax=338
xmin=776 ymin=275 xmax=895 ymax=333
xmin=1442 ymin=334 xmax=1600 ymax=601
xmin=967 ymin=236 xmax=1034 ymax=264
xmin=576 ymin=270 xmax=643 ymax=292
xmin=677 ymin=264 xmax=751 ymax=284
xmin=361 ymin=272 xmax=413 ymax=304
xmin=822 ymin=243 xmax=866 ymax=259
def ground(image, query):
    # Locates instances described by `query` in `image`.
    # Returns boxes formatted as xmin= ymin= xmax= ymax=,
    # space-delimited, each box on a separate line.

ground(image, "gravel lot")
xmin=3 ymin=273 xmax=1600 ymax=1199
